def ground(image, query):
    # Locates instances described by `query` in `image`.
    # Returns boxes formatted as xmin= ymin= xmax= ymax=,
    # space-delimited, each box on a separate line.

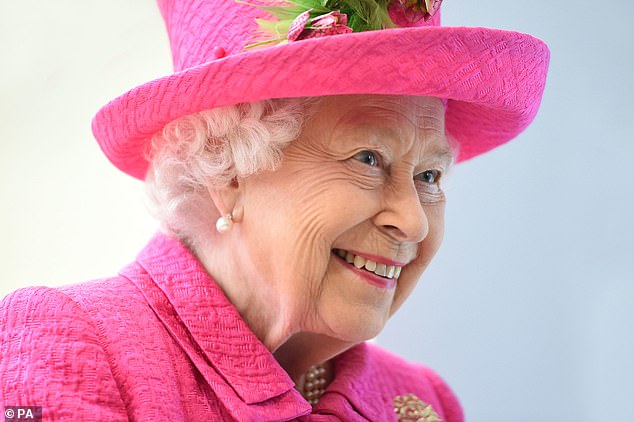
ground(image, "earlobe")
xmin=207 ymin=177 xmax=243 ymax=223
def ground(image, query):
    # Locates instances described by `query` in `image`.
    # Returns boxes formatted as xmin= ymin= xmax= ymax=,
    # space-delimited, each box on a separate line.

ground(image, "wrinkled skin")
xmin=200 ymin=95 xmax=453 ymax=380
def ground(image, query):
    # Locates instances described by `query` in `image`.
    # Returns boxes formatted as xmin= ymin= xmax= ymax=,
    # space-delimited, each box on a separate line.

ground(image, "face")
xmin=234 ymin=95 xmax=452 ymax=343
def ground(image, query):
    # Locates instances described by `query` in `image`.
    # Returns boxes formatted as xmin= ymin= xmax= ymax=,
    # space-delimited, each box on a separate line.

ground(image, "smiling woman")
xmin=0 ymin=0 xmax=549 ymax=420
xmin=199 ymin=96 xmax=452 ymax=353
xmin=146 ymin=95 xmax=453 ymax=370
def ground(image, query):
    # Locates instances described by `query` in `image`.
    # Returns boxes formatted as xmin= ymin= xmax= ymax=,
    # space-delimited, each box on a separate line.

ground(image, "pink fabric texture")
xmin=91 ymin=0 xmax=550 ymax=180
xmin=1 ymin=233 xmax=463 ymax=421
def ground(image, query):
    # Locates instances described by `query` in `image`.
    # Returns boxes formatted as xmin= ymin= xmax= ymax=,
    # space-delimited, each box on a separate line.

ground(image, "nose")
xmin=372 ymin=182 xmax=428 ymax=243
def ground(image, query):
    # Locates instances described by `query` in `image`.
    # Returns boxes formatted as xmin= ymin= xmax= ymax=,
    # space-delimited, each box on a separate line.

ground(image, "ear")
xmin=207 ymin=178 xmax=244 ymax=222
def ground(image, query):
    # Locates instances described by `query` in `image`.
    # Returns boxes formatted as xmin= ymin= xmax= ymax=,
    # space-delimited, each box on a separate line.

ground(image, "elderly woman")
xmin=0 ymin=0 xmax=549 ymax=421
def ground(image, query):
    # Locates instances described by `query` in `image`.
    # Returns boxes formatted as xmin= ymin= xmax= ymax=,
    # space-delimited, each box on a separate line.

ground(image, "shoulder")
xmin=0 ymin=282 xmax=133 ymax=419
xmin=365 ymin=343 xmax=464 ymax=422
xmin=1 ymin=274 xmax=150 ymax=336
xmin=0 ymin=282 xmax=123 ymax=361
xmin=0 ymin=283 xmax=112 ymax=337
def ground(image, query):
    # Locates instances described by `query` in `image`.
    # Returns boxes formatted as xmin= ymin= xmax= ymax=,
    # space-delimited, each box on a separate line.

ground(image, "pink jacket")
xmin=1 ymin=233 xmax=463 ymax=421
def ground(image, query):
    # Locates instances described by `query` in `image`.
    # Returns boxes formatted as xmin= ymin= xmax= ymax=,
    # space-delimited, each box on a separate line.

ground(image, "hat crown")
xmin=158 ymin=0 xmax=262 ymax=71
xmin=157 ymin=0 xmax=441 ymax=72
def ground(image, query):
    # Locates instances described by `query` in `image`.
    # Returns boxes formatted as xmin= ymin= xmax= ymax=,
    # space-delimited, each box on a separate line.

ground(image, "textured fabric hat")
xmin=92 ymin=0 xmax=550 ymax=180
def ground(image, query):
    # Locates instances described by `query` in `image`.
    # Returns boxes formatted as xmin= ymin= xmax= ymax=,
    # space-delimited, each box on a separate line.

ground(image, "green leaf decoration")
xmin=240 ymin=0 xmax=398 ymax=48
xmin=336 ymin=0 xmax=395 ymax=32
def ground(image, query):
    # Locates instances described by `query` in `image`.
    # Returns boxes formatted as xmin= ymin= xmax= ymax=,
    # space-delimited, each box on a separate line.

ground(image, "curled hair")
xmin=145 ymin=98 xmax=317 ymax=246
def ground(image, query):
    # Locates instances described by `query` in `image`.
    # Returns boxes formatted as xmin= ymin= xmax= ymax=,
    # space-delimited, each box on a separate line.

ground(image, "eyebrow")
xmin=336 ymin=110 xmax=455 ymax=165
xmin=421 ymin=145 xmax=455 ymax=169
xmin=435 ymin=146 xmax=455 ymax=162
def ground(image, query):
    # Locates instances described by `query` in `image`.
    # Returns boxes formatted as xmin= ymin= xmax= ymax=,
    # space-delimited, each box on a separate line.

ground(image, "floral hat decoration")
xmin=243 ymin=0 xmax=443 ymax=47
xmin=92 ymin=0 xmax=550 ymax=180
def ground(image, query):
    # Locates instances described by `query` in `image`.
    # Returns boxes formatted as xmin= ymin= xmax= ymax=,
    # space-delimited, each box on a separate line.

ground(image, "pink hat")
xmin=92 ymin=0 xmax=550 ymax=180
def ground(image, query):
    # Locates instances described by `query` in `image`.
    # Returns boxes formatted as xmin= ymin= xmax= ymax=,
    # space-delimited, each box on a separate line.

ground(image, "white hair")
xmin=145 ymin=98 xmax=318 ymax=247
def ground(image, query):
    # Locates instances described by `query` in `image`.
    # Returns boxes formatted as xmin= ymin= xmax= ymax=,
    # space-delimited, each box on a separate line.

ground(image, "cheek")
xmin=422 ymin=202 xmax=446 ymax=254
xmin=249 ymin=168 xmax=375 ymax=285
xmin=390 ymin=202 xmax=446 ymax=314
xmin=283 ymin=167 xmax=382 ymax=239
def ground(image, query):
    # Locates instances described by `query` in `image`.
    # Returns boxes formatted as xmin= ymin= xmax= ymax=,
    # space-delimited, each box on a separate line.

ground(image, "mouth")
xmin=332 ymin=248 xmax=403 ymax=280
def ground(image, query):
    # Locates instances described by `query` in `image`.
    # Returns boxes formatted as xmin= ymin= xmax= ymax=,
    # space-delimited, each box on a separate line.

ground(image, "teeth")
xmin=353 ymin=255 xmax=366 ymax=269
xmin=334 ymin=249 xmax=404 ymax=279
xmin=364 ymin=260 xmax=376 ymax=271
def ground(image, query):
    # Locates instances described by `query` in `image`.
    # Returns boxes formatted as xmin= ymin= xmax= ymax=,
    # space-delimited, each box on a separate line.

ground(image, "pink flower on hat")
xmin=311 ymin=11 xmax=349 ymax=28
xmin=288 ymin=9 xmax=312 ymax=41
xmin=389 ymin=0 xmax=442 ymax=25
xmin=424 ymin=0 xmax=442 ymax=19
xmin=289 ymin=11 xmax=353 ymax=41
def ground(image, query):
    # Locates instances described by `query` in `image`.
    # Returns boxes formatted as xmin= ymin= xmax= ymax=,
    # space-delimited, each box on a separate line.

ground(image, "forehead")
xmin=311 ymin=94 xmax=445 ymax=135
xmin=307 ymin=95 xmax=451 ymax=162
xmin=326 ymin=95 xmax=444 ymax=124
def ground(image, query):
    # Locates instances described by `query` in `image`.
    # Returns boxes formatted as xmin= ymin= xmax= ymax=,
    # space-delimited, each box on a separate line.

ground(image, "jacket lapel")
xmin=122 ymin=233 xmax=311 ymax=420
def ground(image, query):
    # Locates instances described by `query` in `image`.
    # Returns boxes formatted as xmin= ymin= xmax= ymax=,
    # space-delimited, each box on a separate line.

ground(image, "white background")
xmin=1 ymin=1 xmax=633 ymax=420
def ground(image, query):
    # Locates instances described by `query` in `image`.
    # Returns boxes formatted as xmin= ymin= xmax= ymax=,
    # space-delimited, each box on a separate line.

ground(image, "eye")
xmin=353 ymin=150 xmax=380 ymax=167
xmin=415 ymin=169 xmax=441 ymax=185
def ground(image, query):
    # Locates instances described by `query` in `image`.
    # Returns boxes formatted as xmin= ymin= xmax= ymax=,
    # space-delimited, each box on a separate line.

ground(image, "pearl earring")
xmin=215 ymin=213 xmax=233 ymax=233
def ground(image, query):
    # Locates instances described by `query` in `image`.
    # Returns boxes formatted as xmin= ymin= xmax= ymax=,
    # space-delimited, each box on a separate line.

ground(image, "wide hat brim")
xmin=92 ymin=25 xmax=550 ymax=180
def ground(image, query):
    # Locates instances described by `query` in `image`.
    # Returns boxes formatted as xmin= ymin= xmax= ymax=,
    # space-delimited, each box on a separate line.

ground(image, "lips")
xmin=333 ymin=249 xmax=403 ymax=279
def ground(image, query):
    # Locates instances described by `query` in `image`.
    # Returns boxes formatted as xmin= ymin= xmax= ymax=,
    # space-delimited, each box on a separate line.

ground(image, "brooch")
xmin=393 ymin=394 xmax=442 ymax=422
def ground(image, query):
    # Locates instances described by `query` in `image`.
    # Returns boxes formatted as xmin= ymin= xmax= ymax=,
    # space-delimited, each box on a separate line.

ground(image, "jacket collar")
xmin=122 ymin=233 xmax=310 ymax=419
xmin=314 ymin=342 xmax=390 ymax=421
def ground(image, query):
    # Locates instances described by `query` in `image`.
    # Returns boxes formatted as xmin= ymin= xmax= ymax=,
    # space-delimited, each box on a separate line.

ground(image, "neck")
xmin=192 ymin=233 xmax=354 ymax=382
xmin=273 ymin=332 xmax=353 ymax=382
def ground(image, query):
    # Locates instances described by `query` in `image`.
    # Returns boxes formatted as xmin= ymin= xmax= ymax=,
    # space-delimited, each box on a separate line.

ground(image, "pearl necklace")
xmin=300 ymin=364 xmax=327 ymax=405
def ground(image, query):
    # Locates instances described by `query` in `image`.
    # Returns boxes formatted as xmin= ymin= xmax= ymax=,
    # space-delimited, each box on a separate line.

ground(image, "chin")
xmin=325 ymin=311 xmax=388 ymax=343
